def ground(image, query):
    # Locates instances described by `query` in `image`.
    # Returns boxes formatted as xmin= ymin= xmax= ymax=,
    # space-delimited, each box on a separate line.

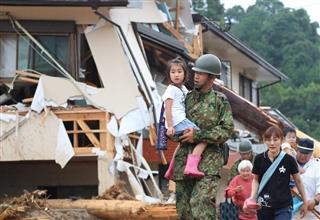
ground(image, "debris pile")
xmin=98 ymin=181 xmax=135 ymax=201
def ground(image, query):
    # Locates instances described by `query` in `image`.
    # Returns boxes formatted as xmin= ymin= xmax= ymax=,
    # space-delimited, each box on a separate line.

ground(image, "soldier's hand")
xmin=307 ymin=199 xmax=316 ymax=211
xmin=180 ymin=127 xmax=194 ymax=143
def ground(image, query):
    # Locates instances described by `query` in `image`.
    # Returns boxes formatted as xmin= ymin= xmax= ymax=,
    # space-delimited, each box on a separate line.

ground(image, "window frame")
xmin=239 ymin=73 xmax=253 ymax=102
xmin=0 ymin=20 xmax=77 ymax=82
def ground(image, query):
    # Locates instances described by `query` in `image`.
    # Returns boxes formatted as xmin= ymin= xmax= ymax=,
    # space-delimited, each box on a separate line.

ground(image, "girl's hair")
xmin=263 ymin=126 xmax=284 ymax=141
xmin=237 ymin=160 xmax=253 ymax=172
xmin=166 ymin=57 xmax=189 ymax=84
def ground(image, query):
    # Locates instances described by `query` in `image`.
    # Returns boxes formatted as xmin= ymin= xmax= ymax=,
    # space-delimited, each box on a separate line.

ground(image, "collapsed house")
xmin=0 ymin=0 xmax=319 ymax=218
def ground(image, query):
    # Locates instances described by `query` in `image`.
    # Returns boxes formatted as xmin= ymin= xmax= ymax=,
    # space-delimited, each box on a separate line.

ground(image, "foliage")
xmin=195 ymin=0 xmax=320 ymax=139
xmin=192 ymin=0 xmax=224 ymax=20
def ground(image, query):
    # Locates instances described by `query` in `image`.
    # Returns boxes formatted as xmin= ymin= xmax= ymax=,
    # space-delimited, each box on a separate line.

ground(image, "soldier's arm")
xmin=193 ymin=96 xmax=234 ymax=144
xmin=227 ymin=162 xmax=238 ymax=183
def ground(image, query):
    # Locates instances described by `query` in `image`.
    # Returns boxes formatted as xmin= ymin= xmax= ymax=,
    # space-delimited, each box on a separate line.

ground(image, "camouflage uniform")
xmin=173 ymin=89 xmax=234 ymax=220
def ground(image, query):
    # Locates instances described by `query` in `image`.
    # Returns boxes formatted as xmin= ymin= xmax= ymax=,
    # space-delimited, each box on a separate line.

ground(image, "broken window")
xmin=0 ymin=34 xmax=71 ymax=79
xmin=0 ymin=20 xmax=77 ymax=81
xmin=0 ymin=20 xmax=77 ymax=103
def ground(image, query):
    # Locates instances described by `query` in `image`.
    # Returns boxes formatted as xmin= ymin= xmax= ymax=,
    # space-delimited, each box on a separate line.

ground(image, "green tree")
xmin=192 ymin=0 xmax=224 ymax=20
xmin=225 ymin=0 xmax=320 ymax=139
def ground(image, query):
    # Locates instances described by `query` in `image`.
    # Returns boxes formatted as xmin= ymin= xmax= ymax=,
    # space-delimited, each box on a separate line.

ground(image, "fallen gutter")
xmin=256 ymin=79 xmax=281 ymax=106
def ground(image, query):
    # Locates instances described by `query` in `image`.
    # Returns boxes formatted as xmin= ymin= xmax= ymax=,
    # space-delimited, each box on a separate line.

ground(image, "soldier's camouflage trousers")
xmin=176 ymin=175 xmax=220 ymax=220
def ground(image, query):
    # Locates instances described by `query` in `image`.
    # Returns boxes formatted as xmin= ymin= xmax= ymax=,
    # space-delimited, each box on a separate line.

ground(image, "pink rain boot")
xmin=183 ymin=154 xmax=204 ymax=178
xmin=164 ymin=159 xmax=175 ymax=180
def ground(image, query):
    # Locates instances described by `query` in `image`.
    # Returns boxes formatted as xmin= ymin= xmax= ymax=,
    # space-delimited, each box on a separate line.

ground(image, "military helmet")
xmin=192 ymin=54 xmax=221 ymax=75
xmin=238 ymin=140 xmax=253 ymax=153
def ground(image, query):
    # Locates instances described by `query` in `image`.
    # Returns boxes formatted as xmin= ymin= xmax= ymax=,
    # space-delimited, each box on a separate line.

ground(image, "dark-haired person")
xmin=247 ymin=126 xmax=308 ymax=220
xmin=283 ymin=127 xmax=297 ymax=152
xmin=293 ymin=138 xmax=320 ymax=220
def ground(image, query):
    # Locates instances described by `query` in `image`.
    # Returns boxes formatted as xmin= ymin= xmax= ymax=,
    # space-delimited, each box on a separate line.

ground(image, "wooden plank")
xmin=22 ymin=97 xmax=33 ymax=103
xmin=45 ymin=200 xmax=177 ymax=220
xmin=99 ymin=112 xmax=107 ymax=150
xmin=73 ymin=121 xmax=78 ymax=148
xmin=175 ymin=0 xmax=180 ymax=31
xmin=66 ymin=129 xmax=107 ymax=134
xmin=18 ymin=77 xmax=39 ymax=84
xmin=56 ymin=112 xmax=107 ymax=121
xmin=76 ymin=120 xmax=100 ymax=147
xmin=16 ymin=70 xmax=41 ymax=78
xmin=74 ymin=147 xmax=95 ymax=155
xmin=106 ymin=113 xmax=115 ymax=157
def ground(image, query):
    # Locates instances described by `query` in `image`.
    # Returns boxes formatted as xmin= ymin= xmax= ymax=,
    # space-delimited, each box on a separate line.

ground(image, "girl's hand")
xmin=166 ymin=127 xmax=175 ymax=137
xmin=300 ymin=202 xmax=308 ymax=218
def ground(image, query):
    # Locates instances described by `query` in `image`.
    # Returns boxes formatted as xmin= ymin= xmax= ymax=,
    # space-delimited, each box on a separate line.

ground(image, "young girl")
xmin=163 ymin=57 xmax=207 ymax=179
xmin=245 ymin=126 xmax=308 ymax=220
xmin=226 ymin=160 xmax=256 ymax=220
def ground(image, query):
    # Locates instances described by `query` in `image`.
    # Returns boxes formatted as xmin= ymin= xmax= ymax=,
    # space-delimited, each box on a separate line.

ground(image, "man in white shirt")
xmin=295 ymin=138 xmax=320 ymax=219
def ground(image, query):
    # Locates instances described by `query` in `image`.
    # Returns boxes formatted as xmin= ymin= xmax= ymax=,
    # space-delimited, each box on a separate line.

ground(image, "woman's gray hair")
xmin=237 ymin=160 xmax=253 ymax=172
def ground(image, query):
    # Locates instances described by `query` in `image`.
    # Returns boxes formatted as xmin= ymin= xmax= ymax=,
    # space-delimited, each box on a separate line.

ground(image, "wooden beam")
xmin=18 ymin=77 xmax=39 ymax=84
xmin=99 ymin=112 xmax=107 ymax=150
xmin=74 ymin=147 xmax=95 ymax=155
xmin=22 ymin=97 xmax=33 ymax=103
xmin=73 ymin=121 xmax=78 ymax=148
xmin=16 ymin=70 xmax=41 ymax=79
xmin=76 ymin=120 xmax=100 ymax=147
xmin=66 ymin=129 xmax=107 ymax=134
xmin=175 ymin=0 xmax=180 ymax=31
xmin=105 ymin=113 xmax=115 ymax=157
xmin=45 ymin=199 xmax=177 ymax=219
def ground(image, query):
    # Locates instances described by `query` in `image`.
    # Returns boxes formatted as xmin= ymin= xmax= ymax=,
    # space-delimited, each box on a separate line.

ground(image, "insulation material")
xmin=0 ymin=111 xmax=74 ymax=168
xmin=31 ymin=75 xmax=85 ymax=113
xmin=0 ymin=113 xmax=19 ymax=122
xmin=109 ymin=0 xmax=167 ymax=94
xmin=118 ymin=96 xmax=151 ymax=136
xmin=85 ymin=22 xmax=140 ymax=119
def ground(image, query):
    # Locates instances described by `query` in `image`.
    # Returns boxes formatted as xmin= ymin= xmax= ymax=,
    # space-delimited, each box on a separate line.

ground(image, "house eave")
xmin=0 ymin=0 xmax=128 ymax=7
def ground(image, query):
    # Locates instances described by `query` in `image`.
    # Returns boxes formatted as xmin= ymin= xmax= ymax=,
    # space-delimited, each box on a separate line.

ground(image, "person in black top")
xmin=249 ymin=126 xmax=308 ymax=220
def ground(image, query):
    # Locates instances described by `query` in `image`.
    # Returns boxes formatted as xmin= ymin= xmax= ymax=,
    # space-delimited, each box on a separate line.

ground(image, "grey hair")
xmin=237 ymin=160 xmax=253 ymax=172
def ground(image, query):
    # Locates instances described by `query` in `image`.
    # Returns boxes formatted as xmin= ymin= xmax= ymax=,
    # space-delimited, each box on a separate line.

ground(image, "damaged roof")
xmin=0 ymin=0 xmax=128 ymax=7
xmin=134 ymin=23 xmax=191 ymax=60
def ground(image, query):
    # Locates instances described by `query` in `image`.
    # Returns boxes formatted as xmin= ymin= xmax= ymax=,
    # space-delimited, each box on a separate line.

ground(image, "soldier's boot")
xmin=183 ymin=154 xmax=204 ymax=178
xmin=164 ymin=158 xmax=175 ymax=180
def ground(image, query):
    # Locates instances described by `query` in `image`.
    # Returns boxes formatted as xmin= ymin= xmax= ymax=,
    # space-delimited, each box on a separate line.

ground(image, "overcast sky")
xmin=221 ymin=0 xmax=320 ymax=24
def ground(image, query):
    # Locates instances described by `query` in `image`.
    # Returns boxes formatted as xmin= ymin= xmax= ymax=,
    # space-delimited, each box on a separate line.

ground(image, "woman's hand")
xmin=166 ymin=127 xmax=175 ymax=137
xmin=234 ymin=185 xmax=243 ymax=192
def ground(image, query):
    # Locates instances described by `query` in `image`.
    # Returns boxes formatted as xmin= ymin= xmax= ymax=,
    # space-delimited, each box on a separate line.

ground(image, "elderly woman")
xmin=226 ymin=160 xmax=257 ymax=220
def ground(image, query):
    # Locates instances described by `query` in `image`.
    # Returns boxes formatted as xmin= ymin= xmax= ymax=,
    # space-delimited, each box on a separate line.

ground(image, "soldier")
xmin=294 ymin=138 xmax=320 ymax=220
xmin=228 ymin=140 xmax=255 ymax=183
xmin=173 ymin=54 xmax=234 ymax=219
